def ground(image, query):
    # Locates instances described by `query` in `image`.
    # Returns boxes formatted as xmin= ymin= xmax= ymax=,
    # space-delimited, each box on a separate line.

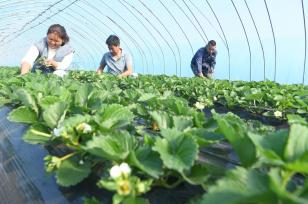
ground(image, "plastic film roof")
xmin=0 ymin=0 xmax=307 ymax=84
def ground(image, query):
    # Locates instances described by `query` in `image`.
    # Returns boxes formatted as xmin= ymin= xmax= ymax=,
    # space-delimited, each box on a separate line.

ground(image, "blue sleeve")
xmin=211 ymin=51 xmax=217 ymax=69
xmin=195 ymin=49 xmax=204 ymax=74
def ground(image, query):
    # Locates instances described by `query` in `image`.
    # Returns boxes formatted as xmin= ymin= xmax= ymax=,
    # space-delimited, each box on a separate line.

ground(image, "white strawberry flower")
xmin=213 ymin=96 xmax=217 ymax=101
xmin=274 ymin=111 xmax=282 ymax=118
xmin=83 ymin=123 xmax=92 ymax=133
xmin=119 ymin=162 xmax=131 ymax=177
xmin=53 ymin=127 xmax=63 ymax=137
xmin=76 ymin=123 xmax=92 ymax=133
xmin=110 ymin=165 xmax=122 ymax=179
xmin=195 ymin=102 xmax=205 ymax=110
xmin=79 ymin=160 xmax=84 ymax=165
xmin=110 ymin=162 xmax=131 ymax=179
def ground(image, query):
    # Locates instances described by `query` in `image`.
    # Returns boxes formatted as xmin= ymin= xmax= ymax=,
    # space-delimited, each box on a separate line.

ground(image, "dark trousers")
xmin=191 ymin=65 xmax=212 ymax=78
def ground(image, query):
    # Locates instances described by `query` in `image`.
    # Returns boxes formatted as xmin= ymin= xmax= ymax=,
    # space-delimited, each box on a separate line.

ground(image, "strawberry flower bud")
xmin=76 ymin=123 xmax=92 ymax=133
xmin=137 ymin=182 xmax=146 ymax=193
xmin=53 ymin=127 xmax=64 ymax=137
xmin=195 ymin=102 xmax=205 ymax=110
xmin=274 ymin=111 xmax=282 ymax=118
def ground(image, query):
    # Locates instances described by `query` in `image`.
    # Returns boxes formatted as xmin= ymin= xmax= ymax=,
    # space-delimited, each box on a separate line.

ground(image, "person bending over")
xmin=20 ymin=24 xmax=74 ymax=77
xmin=97 ymin=35 xmax=133 ymax=77
xmin=191 ymin=40 xmax=217 ymax=78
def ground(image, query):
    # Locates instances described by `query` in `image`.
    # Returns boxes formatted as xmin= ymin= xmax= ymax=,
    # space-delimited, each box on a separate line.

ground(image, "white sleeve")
xmin=56 ymin=52 xmax=74 ymax=70
xmin=21 ymin=45 xmax=39 ymax=67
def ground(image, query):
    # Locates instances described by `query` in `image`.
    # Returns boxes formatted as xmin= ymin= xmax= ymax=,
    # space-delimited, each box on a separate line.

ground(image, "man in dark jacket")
xmin=191 ymin=40 xmax=217 ymax=78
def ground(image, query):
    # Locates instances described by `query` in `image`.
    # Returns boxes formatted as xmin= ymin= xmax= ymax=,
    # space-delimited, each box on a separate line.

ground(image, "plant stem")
xmin=30 ymin=129 xmax=51 ymax=137
xmin=153 ymin=178 xmax=184 ymax=189
xmin=282 ymin=171 xmax=294 ymax=190
xmin=60 ymin=152 xmax=76 ymax=161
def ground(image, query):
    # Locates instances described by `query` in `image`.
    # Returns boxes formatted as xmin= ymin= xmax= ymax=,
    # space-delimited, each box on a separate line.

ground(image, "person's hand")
xmin=97 ymin=69 xmax=103 ymax=74
xmin=45 ymin=59 xmax=58 ymax=69
xmin=198 ymin=73 xmax=205 ymax=78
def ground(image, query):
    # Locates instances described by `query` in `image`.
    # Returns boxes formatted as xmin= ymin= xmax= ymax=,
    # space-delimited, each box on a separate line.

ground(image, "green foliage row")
xmin=0 ymin=68 xmax=307 ymax=204
xmin=69 ymin=70 xmax=308 ymax=118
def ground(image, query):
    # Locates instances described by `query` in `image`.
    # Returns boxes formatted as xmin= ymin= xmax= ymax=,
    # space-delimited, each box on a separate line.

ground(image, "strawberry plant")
xmin=0 ymin=67 xmax=307 ymax=204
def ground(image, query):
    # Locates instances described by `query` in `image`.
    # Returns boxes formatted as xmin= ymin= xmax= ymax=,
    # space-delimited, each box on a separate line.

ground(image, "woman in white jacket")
xmin=20 ymin=24 xmax=74 ymax=77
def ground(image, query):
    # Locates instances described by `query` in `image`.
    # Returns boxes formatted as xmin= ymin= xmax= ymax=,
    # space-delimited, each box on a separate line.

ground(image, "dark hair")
xmin=47 ymin=24 xmax=69 ymax=44
xmin=207 ymin=40 xmax=216 ymax=47
xmin=106 ymin=35 xmax=120 ymax=46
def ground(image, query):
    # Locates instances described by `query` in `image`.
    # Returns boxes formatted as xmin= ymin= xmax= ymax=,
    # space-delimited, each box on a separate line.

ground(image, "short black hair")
xmin=47 ymin=24 xmax=69 ymax=44
xmin=106 ymin=35 xmax=120 ymax=46
xmin=207 ymin=40 xmax=216 ymax=47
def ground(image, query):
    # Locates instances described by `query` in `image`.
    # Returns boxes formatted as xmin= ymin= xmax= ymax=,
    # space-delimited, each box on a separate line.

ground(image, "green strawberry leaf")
xmin=85 ymin=131 xmax=135 ymax=161
xmin=95 ymin=104 xmax=134 ymax=129
xmin=182 ymin=164 xmax=209 ymax=185
xmin=56 ymin=159 xmax=91 ymax=187
xmin=8 ymin=106 xmax=37 ymax=124
xmin=15 ymin=88 xmax=38 ymax=113
xmin=198 ymin=168 xmax=276 ymax=204
xmin=285 ymin=124 xmax=308 ymax=162
xmin=150 ymin=111 xmax=172 ymax=129
xmin=153 ymin=128 xmax=198 ymax=172
xmin=172 ymin=115 xmax=193 ymax=132
xmin=43 ymin=101 xmax=68 ymax=128
xmin=128 ymin=146 xmax=163 ymax=178
xmin=23 ymin=123 xmax=51 ymax=144
xmin=213 ymin=112 xmax=257 ymax=167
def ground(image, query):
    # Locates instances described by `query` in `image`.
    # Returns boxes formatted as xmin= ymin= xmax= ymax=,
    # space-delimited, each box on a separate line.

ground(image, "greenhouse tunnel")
xmin=0 ymin=0 xmax=307 ymax=84
xmin=0 ymin=1 xmax=308 ymax=204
